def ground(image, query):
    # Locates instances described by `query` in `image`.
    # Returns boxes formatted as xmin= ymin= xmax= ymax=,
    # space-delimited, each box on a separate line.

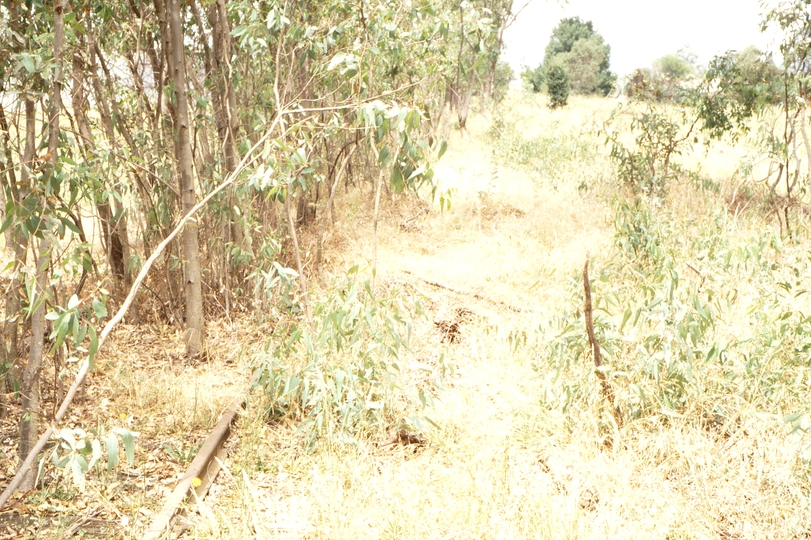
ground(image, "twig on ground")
xmin=400 ymin=207 xmax=428 ymax=229
xmin=685 ymin=263 xmax=706 ymax=289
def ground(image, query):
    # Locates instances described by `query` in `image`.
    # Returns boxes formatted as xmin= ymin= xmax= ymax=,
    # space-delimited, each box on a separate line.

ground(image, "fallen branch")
xmin=404 ymin=270 xmax=522 ymax=313
xmin=685 ymin=262 xmax=706 ymax=289
xmin=399 ymin=207 xmax=427 ymax=230
xmin=583 ymin=253 xmax=623 ymax=429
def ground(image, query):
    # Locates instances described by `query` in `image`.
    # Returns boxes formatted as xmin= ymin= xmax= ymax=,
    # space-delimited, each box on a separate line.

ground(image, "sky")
xmin=502 ymin=0 xmax=781 ymax=77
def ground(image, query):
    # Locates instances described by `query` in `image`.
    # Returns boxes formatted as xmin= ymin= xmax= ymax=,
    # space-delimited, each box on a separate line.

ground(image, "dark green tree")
xmin=546 ymin=63 xmax=569 ymax=108
xmin=544 ymin=16 xmax=596 ymax=60
xmin=543 ymin=17 xmax=615 ymax=96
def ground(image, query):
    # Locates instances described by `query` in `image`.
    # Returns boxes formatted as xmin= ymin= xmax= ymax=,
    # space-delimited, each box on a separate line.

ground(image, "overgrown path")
xmin=192 ymin=97 xmax=811 ymax=539
xmin=190 ymin=107 xmax=623 ymax=538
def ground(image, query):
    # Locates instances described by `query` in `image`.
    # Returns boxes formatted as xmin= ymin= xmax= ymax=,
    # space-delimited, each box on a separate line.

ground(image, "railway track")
xmin=143 ymin=370 xmax=258 ymax=540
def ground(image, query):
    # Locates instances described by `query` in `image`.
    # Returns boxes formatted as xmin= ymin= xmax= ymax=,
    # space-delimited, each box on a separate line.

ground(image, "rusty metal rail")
xmin=142 ymin=370 xmax=259 ymax=540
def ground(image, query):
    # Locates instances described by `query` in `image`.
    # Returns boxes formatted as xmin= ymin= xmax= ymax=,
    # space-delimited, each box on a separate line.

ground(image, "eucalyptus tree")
xmin=693 ymin=1 xmax=810 ymax=235
xmin=542 ymin=16 xmax=615 ymax=96
xmin=445 ymin=0 xmax=497 ymax=135
xmin=0 ymin=0 xmax=526 ymax=494
xmin=0 ymin=0 xmax=72 ymax=490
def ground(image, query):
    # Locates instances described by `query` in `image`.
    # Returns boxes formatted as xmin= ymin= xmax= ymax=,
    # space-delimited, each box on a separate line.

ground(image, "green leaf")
xmin=437 ymin=139 xmax=448 ymax=159
xmin=104 ymin=434 xmax=119 ymax=472
xmin=88 ymin=438 xmax=102 ymax=471
xmin=59 ymin=428 xmax=77 ymax=451
xmin=407 ymin=164 xmax=426 ymax=181
xmin=88 ymin=326 xmax=98 ymax=370
xmin=328 ymin=52 xmax=348 ymax=71
xmin=122 ymin=430 xmax=136 ymax=464
xmin=378 ymin=144 xmax=392 ymax=167
xmin=22 ymin=56 xmax=35 ymax=73
xmin=60 ymin=217 xmax=81 ymax=235
xmin=0 ymin=215 xmax=13 ymax=236
xmin=75 ymin=323 xmax=88 ymax=347
xmin=71 ymin=456 xmax=87 ymax=490
xmin=391 ymin=168 xmax=404 ymax=191
xmin=92 ymin=299 xmax=107 ymax=319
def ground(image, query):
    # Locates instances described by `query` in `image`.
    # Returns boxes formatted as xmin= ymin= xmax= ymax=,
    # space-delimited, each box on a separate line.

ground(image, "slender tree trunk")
xmin=7 ymin=99 xmax=36 ymax=391
xmin=91 ymin=37 xmax=144 ymax=322
xmin=169 ymin=0 xmax=205 ymax=355
xmin=20 ymin=0 xmax=65 ymax=490
xmin=208 ymin=0 xmax=245 ymax=311
xmin=1 ymin=3 xmax=33 ymax=410
xmin=76 ymin=35 xmax=132 ymax=306
xmin=0 ymin=95 xmax=21 ymax=382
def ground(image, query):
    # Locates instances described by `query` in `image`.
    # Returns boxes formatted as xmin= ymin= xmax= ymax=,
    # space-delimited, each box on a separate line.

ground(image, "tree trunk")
xmin=0 ymin=95 xmax=21 ymax=383
xmin=20 ymin=0 xmax=65 ymax=490
xmin=74 ymin=35 xmax=127 ymax=293
xmin=19 ymin=240 xmax=49 ymax=490
xmin=169 ymin=0 xmax=205 ymax=355
xmin=210 ymin=0 xmax=243 ymax=234
xmin=456 ymin=69 xmax=475 ymax=137
xmin=1 ymin=2 xmax=34 ymax=414
xmin=0 ymin=97 xmax=23 ymax=420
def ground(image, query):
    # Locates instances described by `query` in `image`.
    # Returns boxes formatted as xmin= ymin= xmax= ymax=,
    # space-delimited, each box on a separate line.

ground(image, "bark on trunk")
xmin=169 ymin=0 xmax=205 ymax=355
xmin=20 ymin=0 xmax=65 ymax=490
xmin=0 ymin=95 xmax=22 ymax=383
xmin=210 ymin=0 xmax=243 ymax=240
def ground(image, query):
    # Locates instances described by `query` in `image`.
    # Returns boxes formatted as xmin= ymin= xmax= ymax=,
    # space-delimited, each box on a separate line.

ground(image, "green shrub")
xmin=546 ymin=64 xmax=570 ymax=109
xmin=255 ymin=269 xmax=436 ymax=447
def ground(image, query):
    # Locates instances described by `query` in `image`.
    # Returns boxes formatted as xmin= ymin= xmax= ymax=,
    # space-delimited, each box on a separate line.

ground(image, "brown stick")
xmin=583 ymin=253 xmax=622 ymax=428
xmin=142 ymin=371 xmax=259 ymax=540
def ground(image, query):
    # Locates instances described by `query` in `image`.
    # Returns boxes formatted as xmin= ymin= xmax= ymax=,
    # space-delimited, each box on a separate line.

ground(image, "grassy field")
xmin=4 ymin=91 xmax=810 ymax=539
xmin=175 ymin=93 xmax=811 ymax=539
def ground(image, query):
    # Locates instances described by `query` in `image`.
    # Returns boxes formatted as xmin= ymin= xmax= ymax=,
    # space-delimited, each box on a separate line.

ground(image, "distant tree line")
xmin=625 ymin=47 xmax=783 ymax=106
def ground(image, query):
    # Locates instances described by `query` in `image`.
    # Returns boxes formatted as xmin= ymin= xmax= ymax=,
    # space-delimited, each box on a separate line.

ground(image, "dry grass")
xmin=173 ymin=93 xmax=811 ymax=539
xmin=5 ymin=91 xmax=810 ymax=539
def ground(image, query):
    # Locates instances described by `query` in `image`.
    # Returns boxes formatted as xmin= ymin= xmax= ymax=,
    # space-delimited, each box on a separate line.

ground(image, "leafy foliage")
xmin=543 ymin=17 xmax=615 ymax=97
xmin=626 ymin=52 xmax=697 ymax=102
xmin=47 ymin=426 xmax=137 ymax=491
xmin=256 ymin=269 xmax=435 ymax=447
xmin=546 ymin=63 xmax=570 ymax=109
xmin=695 ymin=47 xmax=783 ymax=140
xmin=521 ymin=64 xmax=544 ymax=93
xmin=604 ymin=105 xmax=698 ymax=196
xmin=544 ymin=17 xmax=597 ymax=60
xmin=537 ymin=197 xmax=811 ymax=430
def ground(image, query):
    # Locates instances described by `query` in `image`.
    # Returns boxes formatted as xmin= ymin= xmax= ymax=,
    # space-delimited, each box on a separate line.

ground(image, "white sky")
xmin=503 ymin=0 xmax=781 ymax=77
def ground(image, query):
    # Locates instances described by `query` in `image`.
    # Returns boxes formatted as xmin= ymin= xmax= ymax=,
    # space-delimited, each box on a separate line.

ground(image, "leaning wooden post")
xmin=583 ymin=253 xmax=623 ymax=429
